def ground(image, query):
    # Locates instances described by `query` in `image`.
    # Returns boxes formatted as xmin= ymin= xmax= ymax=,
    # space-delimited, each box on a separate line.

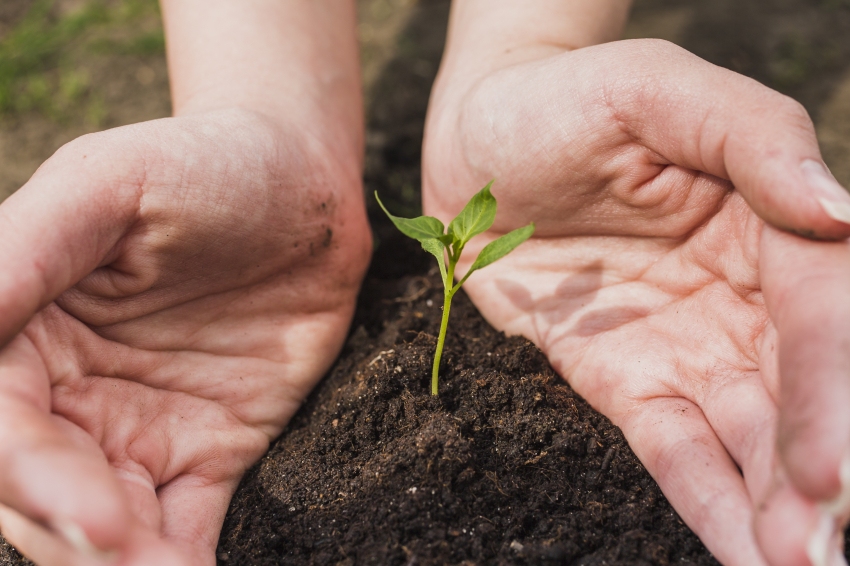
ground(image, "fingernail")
xmin=803 ymin=159 xmax=850 ymax=224
xmin=51 ymin=518 xmax=117 ymax=563
xmin=818 ymin=198 xmax=850 ymax=226
xmin=807 ymin=510 xmax=840 ymax=566
xmin=824 ymin=451 xmax=850 ymax=519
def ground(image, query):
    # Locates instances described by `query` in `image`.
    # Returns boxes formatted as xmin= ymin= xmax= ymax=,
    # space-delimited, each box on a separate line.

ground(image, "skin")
xmin=0 ymin=1 xmax=370 ymax=565
xmin=1 ymin=0 xmax=848 ymax=565
xmin=424 ymin=2 xmax=850 ymax=565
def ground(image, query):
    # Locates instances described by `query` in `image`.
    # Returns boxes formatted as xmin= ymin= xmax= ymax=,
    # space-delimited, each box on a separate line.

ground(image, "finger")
xmin=760 ymin=225 xmax=850 ymax=506
xmin=455 ymin=40 xmax=850 ymax=240
xmin=0 ymin=130 xmax=141 ymax=345
xmin=698 ymin=371 xmax=778 ymax=502
xmin=112 ymin=465 xmax=164 ymax=533
xmin=158 ymin=475 xmax=239 ymax=565
xmin=753 ymin=465 xmax=845 ymax=566
xmin=595 ymin=39 xmax=850 ymax=240
xmin=0 ymin=334 xmax=131 ymax=554
xmin=695 ymin=373 xmax=836 ymax=564
xmin=619 ymin=397 xmax=768 ymax=566
xmin=0 ymin=503 xmax=191 ymax=566
xmin=0 ymin=504 xmax=114 ymax=566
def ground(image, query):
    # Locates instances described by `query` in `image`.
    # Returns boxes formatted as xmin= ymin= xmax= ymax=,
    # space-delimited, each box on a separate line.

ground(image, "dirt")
xmin=2 ymin=0 xmax=850 ymax=565
xmin=216 ymin=262 xmax=716 ymax=565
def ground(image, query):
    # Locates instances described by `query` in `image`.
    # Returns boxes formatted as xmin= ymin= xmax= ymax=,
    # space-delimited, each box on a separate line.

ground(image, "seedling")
xmin=376 ymin=181 xmax=535 ymax=395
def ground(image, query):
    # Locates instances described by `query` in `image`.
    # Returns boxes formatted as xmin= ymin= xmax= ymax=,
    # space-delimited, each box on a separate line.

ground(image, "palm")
xmin=465 ymin=192 xmax=768 ymax=409
xmin=422 ymin=41 xmax=810 ymax=565
xmin=453 ymin=191 xmax=775 ymax=532
xmin=0 ymin=109 xmax=370 ymax=564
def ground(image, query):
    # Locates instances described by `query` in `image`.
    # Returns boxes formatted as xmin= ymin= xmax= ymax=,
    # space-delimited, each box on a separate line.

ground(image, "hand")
xmin=424 ymin=38 xmax=850 ymax=565
xmin=0 ymin=108 xmax=371 ymax=565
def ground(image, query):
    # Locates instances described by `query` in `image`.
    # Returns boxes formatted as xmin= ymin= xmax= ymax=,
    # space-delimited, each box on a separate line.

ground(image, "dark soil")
xmin=216 ymin=4 xmax=715 ymax=563
xmin=3 ymin=0 xmax=850 ymax=565
xmin=216 ymin=1 xmax=850 ymax=563
xmin=216 ymin=266 xmax=717 ymax=565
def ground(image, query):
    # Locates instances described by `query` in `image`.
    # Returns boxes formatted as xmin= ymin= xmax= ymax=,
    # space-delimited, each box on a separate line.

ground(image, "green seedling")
xmin=376 ymin=181 xmax=535 ymax=395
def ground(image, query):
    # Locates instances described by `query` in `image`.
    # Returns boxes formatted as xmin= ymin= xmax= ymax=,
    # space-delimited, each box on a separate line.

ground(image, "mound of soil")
xmin=4 ymin=1 xmax=850 ymax=565
xmin=215 ymin=2 xmax=850 ymax=560
xmin=216 ymin=238 xmax=717 ymax=565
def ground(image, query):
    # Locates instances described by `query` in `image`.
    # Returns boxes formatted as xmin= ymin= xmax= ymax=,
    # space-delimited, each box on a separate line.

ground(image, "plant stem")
xmin=432 ymin=256 xmax=457 ymax=396
xmin=432 ymin=288 xmax=453 ymax=395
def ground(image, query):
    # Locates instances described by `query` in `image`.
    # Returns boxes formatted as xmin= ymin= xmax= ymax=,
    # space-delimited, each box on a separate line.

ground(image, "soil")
xmin=2 ymin=0 xmax=850 ymax=565
xmin=216 ymin=265 xmax=716 ymax=565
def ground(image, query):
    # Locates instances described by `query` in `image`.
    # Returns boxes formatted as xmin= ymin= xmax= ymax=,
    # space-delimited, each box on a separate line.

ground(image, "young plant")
xmin=376 ymin=181 xmax=535 ymax=395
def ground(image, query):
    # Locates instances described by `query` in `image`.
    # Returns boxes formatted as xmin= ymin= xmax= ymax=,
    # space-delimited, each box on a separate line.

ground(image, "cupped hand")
xmin=0 ymin=108 xmax=371 ymax=565
xmin=424 ymin=39 xmax=850 ymax=566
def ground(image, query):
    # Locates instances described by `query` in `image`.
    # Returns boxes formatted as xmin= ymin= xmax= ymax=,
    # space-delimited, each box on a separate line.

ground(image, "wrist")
xmin=433 ymin=0 xmax=631 ymax=101
xmin=162 ymin=0 xmax=362 ymax=157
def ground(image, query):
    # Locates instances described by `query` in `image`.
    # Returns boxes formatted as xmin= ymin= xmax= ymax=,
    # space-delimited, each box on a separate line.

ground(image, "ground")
xmin=1 ymin=1 xmax=850 ymax=564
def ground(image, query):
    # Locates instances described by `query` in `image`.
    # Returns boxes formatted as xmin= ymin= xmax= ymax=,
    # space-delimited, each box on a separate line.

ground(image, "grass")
xmin=0 ymin=0 xmax=163 ymax=123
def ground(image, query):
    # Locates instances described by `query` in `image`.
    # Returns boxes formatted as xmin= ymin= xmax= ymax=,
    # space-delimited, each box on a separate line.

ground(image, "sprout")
xmin=376 ymin=181 xmax=535 ymax=395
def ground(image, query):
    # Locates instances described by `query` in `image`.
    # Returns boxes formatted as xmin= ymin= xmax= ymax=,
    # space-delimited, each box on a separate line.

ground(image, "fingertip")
xmin=778 ymin=422 xmax=849 ymax=504
xmin=799 ymin=160 xmax=850 ymax=240
xmin=0 ymin=504 xmax=192 ymax=566
xmin=29 ymin=453 xmax=133 ymax=555
xmin=720 ymin=89 xmax=850 ymax=240
xmin=748 ymin=158 xmax=850 ymax=241
xmin=805 ymin=509 xmax=848 ymax=566
xmin=816 ymin=197 xmax=850 ymax=235
xmin=49 ymin=518 xmax=121 ymax=563
xmin=5 ymin=446 xmax=133 ymax=553
xmin=821 ymin=453 xmax=850 ymax=520
xmin=754 ymin=468 xmax=824 ymax=566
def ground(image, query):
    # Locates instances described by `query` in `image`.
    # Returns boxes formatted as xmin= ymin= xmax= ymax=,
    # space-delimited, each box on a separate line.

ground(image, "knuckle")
xmin=775 ymin=94 xmax=814 ymax=133
xmin=627 ymin=37 xmax=685 ymax=57
xmin=35 ymin=130 xmax=146 ymax=202
xmin=50 ymin=131 xmax=105 ymax=163
xmin=36 ymin=132 xmax=116 ymax=184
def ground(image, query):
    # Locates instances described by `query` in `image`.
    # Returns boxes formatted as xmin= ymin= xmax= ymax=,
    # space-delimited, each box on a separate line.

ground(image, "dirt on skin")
xmin=3 ymin=0 xmax=850 ymax=565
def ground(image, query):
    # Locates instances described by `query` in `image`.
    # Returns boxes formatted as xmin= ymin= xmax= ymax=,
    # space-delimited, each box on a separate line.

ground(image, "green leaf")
xmin=465 ymin=223 xmax=535 ymax=278
xmin=447 ymin=180 xmax=496 ymax=245
xmin=375 ymin=191 xmax=445 ymax=242
xmin=437 ymin=234 xmax=455 ymax=247
xmin=420 ymin=238 xmax=448 ymax=284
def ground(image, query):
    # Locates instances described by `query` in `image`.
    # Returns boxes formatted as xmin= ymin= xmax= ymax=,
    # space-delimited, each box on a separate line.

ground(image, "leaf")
xmin=465 ymin=223 xmax=535 ymax=278
xmin=375 ymin=192 xmax=445 ymax=242
xmin=437 ymin=234 xmax=455 ymax=247
xmin=447 ymin=180 xmax=496 ymax=245
xmin=420 ymin=238 xmax=448 ymax=285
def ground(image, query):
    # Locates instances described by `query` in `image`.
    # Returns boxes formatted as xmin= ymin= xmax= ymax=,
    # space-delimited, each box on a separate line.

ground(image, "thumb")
xmin=0 ymin=129 xmax=142 ymax=342
xmin=597 ymin=39 xmax=850 ymax=240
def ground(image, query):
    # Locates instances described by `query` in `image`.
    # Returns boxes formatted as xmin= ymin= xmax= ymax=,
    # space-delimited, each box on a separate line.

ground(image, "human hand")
xmin=424 ymin=37 xmax=850 ymax=565
xmin=0 ymin=108 xmax=371 ymax=565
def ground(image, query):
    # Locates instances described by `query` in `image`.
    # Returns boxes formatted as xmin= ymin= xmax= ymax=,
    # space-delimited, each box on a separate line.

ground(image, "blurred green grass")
xmin=0 ymin=0 xmax=163 ymax=124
